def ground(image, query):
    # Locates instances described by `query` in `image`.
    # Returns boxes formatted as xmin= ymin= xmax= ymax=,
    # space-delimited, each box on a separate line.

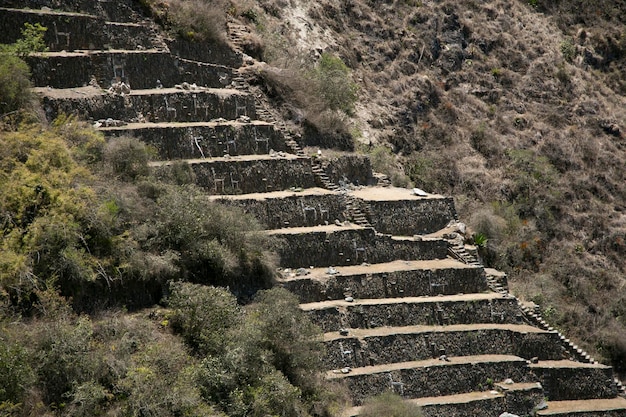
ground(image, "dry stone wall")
xmin=26 ymin=52 xmax=234 ymax=89
xmin=530 ymin=364 xmax=617 ymax=400
xmin=42 ymin=90 xmax=256 ymax=123
xmin=177 ymin=156 xmax=316 ymax=194
xmin=282 ymin=266 xmax=487 ymax=304
xmin=307 ymin=297 xmax=520 ymax=332
xmin=337 ymin=358 xmax=531 ymax=405
xmin=323 ymin=329 xmax=565 ymax=370
xmin=104 ymin=123 xmax=285 ymax=160
xmin=366 ymin=197 xmax=457 ymax=235
xmin=217 ymin=193 xmax=346 ymax=229
xmin=269 ymin=229 xmax=448 ymax=268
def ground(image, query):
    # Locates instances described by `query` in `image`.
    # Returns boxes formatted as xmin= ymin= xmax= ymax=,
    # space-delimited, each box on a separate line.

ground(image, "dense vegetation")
xmin=0 ymin=29 xmax=343 ymax=415
xmin=0 ymin=118 xmax=346 ymax=415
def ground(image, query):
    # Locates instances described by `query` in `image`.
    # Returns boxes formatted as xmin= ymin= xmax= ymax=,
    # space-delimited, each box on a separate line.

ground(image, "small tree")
xmin=313 ymin=53 xmax=358 ymax=114
xmin=0 ymin=23 xmax=48 ymax=117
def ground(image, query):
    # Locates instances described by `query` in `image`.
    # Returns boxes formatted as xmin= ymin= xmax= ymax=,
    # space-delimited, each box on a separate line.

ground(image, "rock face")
xmin=6 ymin=2 xmax=626 ymax=416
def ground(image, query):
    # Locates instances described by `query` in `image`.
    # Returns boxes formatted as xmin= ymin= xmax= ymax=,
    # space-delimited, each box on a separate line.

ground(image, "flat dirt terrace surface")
xmin=278 ymin=258 xmax=478 ymax=281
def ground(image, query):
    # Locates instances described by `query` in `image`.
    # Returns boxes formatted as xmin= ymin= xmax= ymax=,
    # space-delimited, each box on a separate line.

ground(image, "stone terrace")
xmin=7 ymin=1 xmax=626 ymax=416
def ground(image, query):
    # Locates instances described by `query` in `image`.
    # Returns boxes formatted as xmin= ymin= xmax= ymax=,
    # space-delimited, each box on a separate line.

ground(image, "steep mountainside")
xmin=2 ymin=0 xmax=626 ymax=415
xmin=230 ymin=0 xmax=626 ymax=375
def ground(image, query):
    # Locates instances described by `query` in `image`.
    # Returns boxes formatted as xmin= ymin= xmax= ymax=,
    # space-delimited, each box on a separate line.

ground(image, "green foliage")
xmin=12 ymin=23 xmax=49 ymax=57
xmin=0 ymin=23 xmax=48 ymax=117
xmin=141 ymin=184 xmax=274 ymax=287
xmin=360 ymin=392 xmax=424 ymax=417
xmin=103 ymin=136 xmax=151 ymax=181
xmin=370 ymin=146 xmax=412 ymax=187
xmin=507 ymin=149 xmax=557 ymax=203
xmin=158 ymin=0 xmax=229 ymax=43
xmin=0 ymin=125 xmax=101 ymax=304
xmin=560 ymin=38 xmax=576 ymax=62
xmin=172 ymin=286 xmax=329 ymax=417
xmin=0 ymin=55 xmax=32 ymax=116
xmin=473 ymin=232 xmax=488 ymax=248
xmin=313 ymin=53 xmax=359 ymax=114
xmin=168 ymin=282 xmax=240 ymax=356
xmin=245 ymin=288 xmax=323 ymax=386
xmin=0 ymin=333 xmax=34 ymax=404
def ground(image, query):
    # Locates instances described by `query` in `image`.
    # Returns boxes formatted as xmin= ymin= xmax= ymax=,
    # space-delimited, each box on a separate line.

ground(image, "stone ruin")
xmin=3 ymin=1 xmax=626 ymax=415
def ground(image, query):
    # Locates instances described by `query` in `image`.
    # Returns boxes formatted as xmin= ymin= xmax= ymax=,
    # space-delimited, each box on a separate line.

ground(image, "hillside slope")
xmin=230 ymin=0 xmax=626 ymax=375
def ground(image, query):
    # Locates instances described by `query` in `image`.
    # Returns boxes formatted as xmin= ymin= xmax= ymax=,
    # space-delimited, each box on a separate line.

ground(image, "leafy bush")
xmin=0 ymin=335 xmax=34 ymax=404
xmin=103 ymin=136 xmax=151 ymax=181
xmin=370 ymin=146 xmax=412 ymax=187
xmin=11 ymin=23 xmax=48 ymax=57
xmin=168 ymin=285 xmax=330 ymax=417
xmin=168 ymin=282 xmax=241 ymax=356
xmin=0 ymin=22 xmax=48 ymax=118
xmin=140 ymin=184 xmax=275 ymax=290
xmin=560 ymin=38 xmax=576 ymax=62
xmin=360 ymin=392 xmax=424 ymax=417
xmin=313 ymin=53 xmax=359 ymax=115
xmin=0 ymin=55 xmax=32 ymax=116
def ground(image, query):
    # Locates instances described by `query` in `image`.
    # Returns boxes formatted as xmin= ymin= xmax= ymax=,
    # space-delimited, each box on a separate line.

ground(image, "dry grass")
xmin=142 ymin=0 xmax=229 ymax=43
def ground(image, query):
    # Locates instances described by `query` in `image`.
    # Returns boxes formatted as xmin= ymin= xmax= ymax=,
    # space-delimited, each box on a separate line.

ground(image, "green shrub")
xmin=0 ymin=336 xmax=34 ymax=404
xmin=360 ymin=392 xmax=424 ymax=417
xmin=560 ymin=38 xmax=576 ymax=62
xmin=0 ymin=22 xmax=48 ymax=117
xmin=313 ymin=53 xmax=359 ymax=114
xmin=142 ymin=184 xmax=275 ymax=288
xmin=473 ymin=232 xmax=488 ymax=248
xmin=0 ymin=55 xmax=32 ymax=116
xmin=245 ymin=288 xmax=323 ymax=387
xmin=103 ymin=136 xmax=151 ymax=181
xmin=168 ymin=282 xmax=240 ymax=356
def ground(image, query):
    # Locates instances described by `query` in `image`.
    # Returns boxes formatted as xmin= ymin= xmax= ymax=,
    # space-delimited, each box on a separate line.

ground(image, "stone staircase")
xmin=6 ymin=2 xmax=626 ymax=416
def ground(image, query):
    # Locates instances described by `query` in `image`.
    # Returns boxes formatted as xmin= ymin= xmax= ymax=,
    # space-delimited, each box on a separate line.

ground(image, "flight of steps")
xmin=7 ymin=2 xmax=626 ymax=416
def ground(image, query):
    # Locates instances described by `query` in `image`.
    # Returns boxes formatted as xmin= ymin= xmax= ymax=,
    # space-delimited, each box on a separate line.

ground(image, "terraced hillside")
xmin=3 ymin=1 xmax=626 ymax=415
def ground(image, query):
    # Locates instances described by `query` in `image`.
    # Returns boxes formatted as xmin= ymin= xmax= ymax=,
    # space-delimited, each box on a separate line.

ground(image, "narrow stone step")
xmin=350 ymin=186 xmax=457 ymax=235
xmin=302 ymin=292 xmax=520 ymax=332
xmin=327 ymin=354 xmax=532 ymax=405
xmin=266 ymin=225 xmax=449 ymax=268
xmin=101 ymin=121 xmax=286 ymax=160
xmin=322 ymin=323 xmax=565 ymax=370
xmin=25 ymin=50 xmax=235 ymax=89
xmin=536 ymin=397 xmax=626 ymax=416
xmin=211 ymin=187 xmax=346 ymax=229
xmin=150 ymin=153 xmax=315 ymax=195
xmin=529 ymin=360 xmax=618 ymax=401
xmin=278 ymin=258 xmax=486 ymax=303
xmin=37 ymin=86 xmax=256 ymax=123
